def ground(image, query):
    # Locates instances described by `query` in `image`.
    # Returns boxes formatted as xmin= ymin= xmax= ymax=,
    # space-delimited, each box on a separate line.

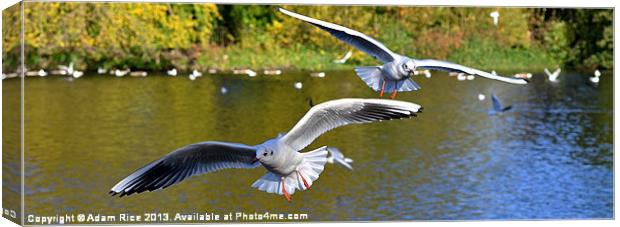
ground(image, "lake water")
xmin=2 ymin=70 xmax=613 ymax=222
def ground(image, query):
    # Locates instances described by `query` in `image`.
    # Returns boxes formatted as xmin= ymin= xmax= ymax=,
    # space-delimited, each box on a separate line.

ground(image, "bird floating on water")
xmin=109 ymin=98 xmax=423 ymax=201
xmin=220 ymin=86 xmax=228 ymax=94
xmin=189 ymin=70 xmax=202 ymax=80
xmin=279 ymin=8 xmax=527 ymax=99
xmin=544 ymin=68 xmax=561 ymax=82
xmin=590 ymin=70 xmax=601 ymax=84
xmin=513 ymin=73 xmax=532 ymax=79
xmin=72 ymin=70 xmax=84 ymax=78
xmin=114 ymin=69 xmax=130 ymax=77
xmin=466 ymin=75 xmax=475 ymax=80
xmin=207 ymin=68 xmax=218 ymax=74
xmin=478 ymin=94 xmax=486 ymax=101
xmin=59 ymin=63 xmax=74 ymax=75
xmin=97 ymin=67 xmax=107 ymax=74
xmin=490 ymin=11 xmax=500 ymax=25
xmin=130 ymin=71 xmax=148 ymax=77
xmin=167 ymin=68 xmax=177 ymax=76
xmin=489 ymin=92 xmax=512 ymax=115
xmin=294 ymin=82 xmax=303 ymax=90
xmin=264 ymin=69 xmax=283 ymax=75
xmin=333 ymin=50 xmax=353 ymax=64
xmin=310 ymin=72 xmax=325 ymax=78
xmin=457 ymin=73 xmax=467 ymax=81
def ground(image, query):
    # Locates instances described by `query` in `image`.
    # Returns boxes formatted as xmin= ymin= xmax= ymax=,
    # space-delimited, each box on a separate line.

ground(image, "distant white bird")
xmin=490 ymin=11 xmax=500 ymax=25
xmin=246 ymin=69 xmax=257 ymax=77
xmin=279 ymin=8 xmax=526 ymax=99
xmin=167 ymin=68 xmax=177 ymax=76
xmin=59 ymin=62 xmax=74 ymax=75
xmin=109 ymin=98 xmax=423 ymax=201
xmin=220 ymin=87 xmax=228 ymax=94
xmin=72 ymin=70 xmax=84 ymax=78
xmin=130 ymin=71 xmax=148 ymax=77
xmin=478 ymin=94 xmax=486 ymax=101
xmin=310 ymin=72 xmax=325 ymax=78
xmin=207 ymin=68 xmax=218 ymax=74
xmin=114 ymin=69 xmax=130 ymax=77
xmin=423 ymin=70 xmax=431 ymax=78
xmin=590 ymin=69 xmax=601 ymax=83
xmin=491 ymin=70 xmax=497 ymax=76
xmin=294 ymin=82 xmax=303 ymax=90
xmin=264 ymin=69 xmax=282 ymax=75
xmin=97 ymin=67 xmax=107 ymax=74
xmin=489 ymin=92 xmax=512 ymax=115
xmin=189 ymin=70 xmax=202 ymax=80
xmin=325 ymin=147 xmax=353 ymax=170
xmin=466 ymin=75 xmax=475 ymax=80
xmin=513 ymin=73 xmax=532 ymax=79
xmin=333 ymin=50 xmax=353 ymax=64
xmin=457 ymin=73 xmax=467 ymax=81
xmin=544 ymin=68 xmax=561 ymax=82
xmin=38 ymin=69 xmax=48 ymax=77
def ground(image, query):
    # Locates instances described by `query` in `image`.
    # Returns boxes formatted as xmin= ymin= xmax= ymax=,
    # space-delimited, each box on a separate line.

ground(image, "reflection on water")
xmin=3 ymin=70 xmax=613 ymax=221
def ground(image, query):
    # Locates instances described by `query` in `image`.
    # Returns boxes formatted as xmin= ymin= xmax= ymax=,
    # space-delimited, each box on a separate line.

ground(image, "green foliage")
xmin=1 ymin=4 xmax=613 ymax=72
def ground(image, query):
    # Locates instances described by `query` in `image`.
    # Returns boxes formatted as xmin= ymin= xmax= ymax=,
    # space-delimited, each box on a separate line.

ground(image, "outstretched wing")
xmin=281 ymin=99 xmax=423 ymax=151
xmin=415 ymin=59 xmax=528 ymax=85
xmin=491 ymin=93 xmax=503 ymax=112
xmin=110 ymin=141 xmax=259 ymax=197
xmin=279 ymin=8 xmax=398 ymax=63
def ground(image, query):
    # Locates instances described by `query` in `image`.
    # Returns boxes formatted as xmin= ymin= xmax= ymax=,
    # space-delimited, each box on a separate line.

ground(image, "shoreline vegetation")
xmin=2 ymin=3 xmax=613 ymax=75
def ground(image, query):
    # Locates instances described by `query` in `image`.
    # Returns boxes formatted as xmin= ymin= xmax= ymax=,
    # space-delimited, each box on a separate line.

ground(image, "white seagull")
xmin=279 ymin=8 xmax=527 ymax=99
xmin=333 ymin=50 xmax=353 ymax=64
xmin=590 ymin=70 xmax=601 ymax=83
xmin=109 ymin=98 xmax=422 ymax=201
xmin=325 ymin=147 xmax=353 ymax=170
xmin=544 ymin=68 xmax=561 ymax=82
xmin=189 ymin=70 xmax=202 ymax=80
xmin=167 ymin=68 xmax=177 ymax=76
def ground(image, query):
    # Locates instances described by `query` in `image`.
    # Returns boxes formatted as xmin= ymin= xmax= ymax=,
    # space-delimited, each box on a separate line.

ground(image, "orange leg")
xmin=298 ymin=172 xmax=311 ymax=190
xmin=281 ymin=177 xmax=292 ymax=202
xmin=379 ymin=80 xmax=386 ymax=97
xmin=390 ymin=89 xmax=398 ymax=99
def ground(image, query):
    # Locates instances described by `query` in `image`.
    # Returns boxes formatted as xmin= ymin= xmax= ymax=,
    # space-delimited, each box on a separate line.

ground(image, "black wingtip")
xmin=523 ymin=78 xmax=530 ymax=83
xmin=418 ymin=107 xmax=424 ymax=113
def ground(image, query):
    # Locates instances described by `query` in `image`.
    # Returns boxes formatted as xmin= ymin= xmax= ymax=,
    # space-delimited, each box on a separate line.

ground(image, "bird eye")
xmin=403 ymin=64 xmax=408 ymax=69
xmin=270 ymin=151 xmax=274 ymax=155
xmin=263 ymin=152 xmax=268 ymax=156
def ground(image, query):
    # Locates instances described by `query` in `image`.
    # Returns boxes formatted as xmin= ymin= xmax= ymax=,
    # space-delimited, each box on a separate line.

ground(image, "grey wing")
xmin=491 ymin=93 xmax=503 ymax=111
xmin=279 ymin=8 xmax=398 ymax=63
xmin=415 ymin=59 xmax=528 ymax=85
xmin=110 ymin=141 xmax=258 ymax=197
xmin=281 ymin=98 xmax=423 ymax=151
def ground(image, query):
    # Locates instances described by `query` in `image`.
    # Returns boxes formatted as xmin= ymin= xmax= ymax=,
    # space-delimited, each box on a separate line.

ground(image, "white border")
xmin=1 ymin=1 xmax=618 ymax=227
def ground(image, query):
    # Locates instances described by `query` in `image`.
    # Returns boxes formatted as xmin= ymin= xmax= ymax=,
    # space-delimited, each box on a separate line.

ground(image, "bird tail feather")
xmin=354 ymin=66 xmax=384 ymax=91
xmin=251 ymin=146 xmax=328 ymax=195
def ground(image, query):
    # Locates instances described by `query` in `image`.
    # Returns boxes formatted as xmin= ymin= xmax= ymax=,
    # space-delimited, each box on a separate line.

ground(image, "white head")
xmin=399 ymin=58 xmax=417 ymax=76
xmin=254 ymin=139 xmax=279 ymax=166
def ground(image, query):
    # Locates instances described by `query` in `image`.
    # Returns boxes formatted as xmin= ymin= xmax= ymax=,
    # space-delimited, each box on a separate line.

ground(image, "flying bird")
xmin=333 ymin=50 xmax=353 ymax=64
xmin=490 ymin=92 xmax=512 ymax=115
xmin=278 ymin=8 xmax=527 ymax=99
xmin=110 ymin=99 xmax=422 ymax=201
xmin=325 ymin=147 xmax=353 ymax=170
xmin=544 ymin=68 xmax=561 ymax=82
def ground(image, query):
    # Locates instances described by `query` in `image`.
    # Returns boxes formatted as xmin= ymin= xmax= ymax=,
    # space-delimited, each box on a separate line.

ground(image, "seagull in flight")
xmin=110 ymin=98 xmax=422 ymax=202
xmin=279 ymin=8 xmax=527 ymax=99
xmin=544 ymin=68 xmax=561 ymax=82
xmin=489 ymin=92 xmax=512 ymax=115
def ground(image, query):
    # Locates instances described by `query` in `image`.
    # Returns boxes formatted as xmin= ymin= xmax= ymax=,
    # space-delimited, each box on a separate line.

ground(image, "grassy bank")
xmin=2 ymin=3 xmax=612 ymax=73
